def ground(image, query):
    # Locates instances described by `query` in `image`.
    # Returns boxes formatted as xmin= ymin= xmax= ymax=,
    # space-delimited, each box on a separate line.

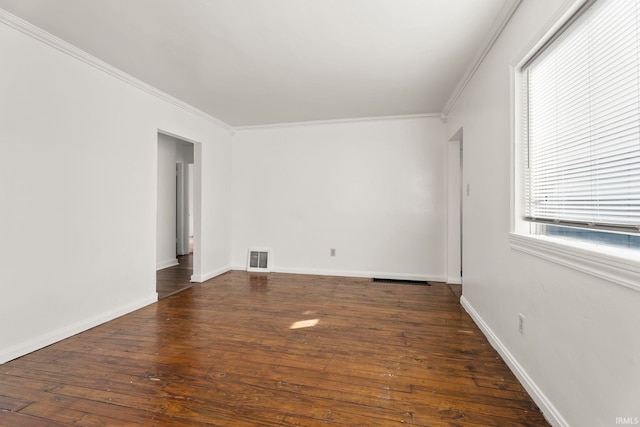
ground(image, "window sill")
xmin=509 ymin=232 xmax=640 ymax=293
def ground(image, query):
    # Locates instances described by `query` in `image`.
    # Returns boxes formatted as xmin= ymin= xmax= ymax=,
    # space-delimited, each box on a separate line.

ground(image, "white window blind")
xmin=523 ymin=0 xmax=640 ymax=233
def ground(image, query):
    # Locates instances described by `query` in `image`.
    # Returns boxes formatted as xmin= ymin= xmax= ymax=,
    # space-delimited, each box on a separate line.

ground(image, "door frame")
xmin=157 ymin=130 xmax=201 ymax=281
xmin=447 ymin=127 xmax=463 ymax=285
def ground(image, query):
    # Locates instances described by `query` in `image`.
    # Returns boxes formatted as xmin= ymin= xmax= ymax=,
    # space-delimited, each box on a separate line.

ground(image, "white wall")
xmin=175 ymin=140 xmax=194 ymax=256
xmin=188 ymin=164 xmax=194 ymax=237
xmin=445 ymin=0 xmax=640 ymax=425
xmin=176 ymin=140 xmax=195 ymax=164
xmin=0 ymin=17 xmax=233 ymax=364
xmin=156 ymin=134 xmax=178 ymax=269
xmin=232 ymin=117 xmax=447 ymax=280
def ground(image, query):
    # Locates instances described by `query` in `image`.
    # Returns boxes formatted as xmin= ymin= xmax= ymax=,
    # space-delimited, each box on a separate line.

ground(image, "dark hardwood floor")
xmin=156 ymin=254 xmax=194 ymax=300
xmin=0 ymin=272 xmax=549 ymax=426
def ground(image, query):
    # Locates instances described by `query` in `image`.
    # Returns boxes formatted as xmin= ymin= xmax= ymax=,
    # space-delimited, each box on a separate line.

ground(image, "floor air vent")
xmin=247 ymin=248 xmax=272 ymax=273
xmin=372 ymin=278 xmax=431 ymax=286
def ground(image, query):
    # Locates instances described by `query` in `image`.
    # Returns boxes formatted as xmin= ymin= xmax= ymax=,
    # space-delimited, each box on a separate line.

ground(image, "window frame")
xmin=510 ymin=0 xmax=640 ymax=292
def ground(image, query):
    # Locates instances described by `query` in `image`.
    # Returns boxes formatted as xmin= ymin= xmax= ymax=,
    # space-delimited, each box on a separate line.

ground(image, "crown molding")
xmin=1 ymin=3 xmax=516 ymax=133
xmin=0 ymin=8 xmax=233 ymax=133
xmin=442 ymin=0 xmax=523 ymax=116
xmin=234 ymin=113 xmax=441 ymax=132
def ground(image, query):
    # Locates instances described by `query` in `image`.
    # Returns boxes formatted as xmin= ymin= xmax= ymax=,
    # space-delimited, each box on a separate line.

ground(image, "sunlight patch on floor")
xmin=289 ymin=319 xmax=319 ymax=329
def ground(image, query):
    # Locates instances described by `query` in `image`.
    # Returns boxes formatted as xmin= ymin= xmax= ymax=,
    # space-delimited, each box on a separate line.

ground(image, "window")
xmin=521 ymin=0 xmax=640 ymax=251
xmin=512 ymin=0 xmax=640 ymax=292
xmin=545 ymin=225 xmax=640 ymax=249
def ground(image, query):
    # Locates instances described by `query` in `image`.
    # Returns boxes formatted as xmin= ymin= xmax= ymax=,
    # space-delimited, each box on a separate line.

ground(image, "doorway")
xmin=447 ymin=128 xmax=463 ymax=289
xmin=156 ymin=132 xmax=197 ymax=299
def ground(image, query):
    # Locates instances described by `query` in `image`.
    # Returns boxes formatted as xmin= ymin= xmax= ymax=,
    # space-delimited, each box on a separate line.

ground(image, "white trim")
xmin=509 ymin=233 xmax=640 ymax=292
xmin=447 ymin=277 xmax=462 ymax=285
xmin=514 ymin=0 xmax=589 ymax=72
xmin=191 ymin=266 xmax=231 ymax=283
xmin=231 ymin=264 xmax=445 ymax=282
xmin=442 ymin=0 xmax=523 ymax=115
xmin=0 ymin=295 xmax=157 ymax=365
xmin=156 ymin=259 xmax=179 ymax=271
xmin=234 ymin=113 xmax=439 ymax=132
xmin=157 ymin=129 xmax=203 ymax=147
xmin=0 ymin=8 xmax=233 ymax=133
xmin=460 ymin=296 xmax=569 ymax=427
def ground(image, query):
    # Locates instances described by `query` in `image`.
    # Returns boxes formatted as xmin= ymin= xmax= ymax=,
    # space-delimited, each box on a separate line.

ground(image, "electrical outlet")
xmin=330 ymin=248 xmax=336 ymax=257
xmin=518 ymin=313 xmax=525 ymax=335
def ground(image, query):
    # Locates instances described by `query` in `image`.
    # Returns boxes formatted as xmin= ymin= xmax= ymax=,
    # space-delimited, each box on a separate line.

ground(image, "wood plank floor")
xmin=156 ymin=254 xmax=194 ymax=300
xmin=0 ymin=272 xmax=549 ymax=426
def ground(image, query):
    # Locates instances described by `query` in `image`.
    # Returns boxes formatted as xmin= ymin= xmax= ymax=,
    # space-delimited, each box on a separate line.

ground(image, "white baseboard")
xmin=460 ymin=296 xmax=568 ymax=427
xmin=191 ymin=266 xmax=231 ymax=283
xmin=231 ymin=264 xmax=445 ymax=282
xmin=447 ymin=276 xmax=462 ymax=284
xmin=156 ymin=259 xmax=179 ymax=270
xmin=0 ymin=294 xmax=157 ymax=365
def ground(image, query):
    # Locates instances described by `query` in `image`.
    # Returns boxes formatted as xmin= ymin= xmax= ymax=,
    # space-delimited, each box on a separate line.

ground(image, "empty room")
xmin=0 ymin=0 xmax=638 ymax=426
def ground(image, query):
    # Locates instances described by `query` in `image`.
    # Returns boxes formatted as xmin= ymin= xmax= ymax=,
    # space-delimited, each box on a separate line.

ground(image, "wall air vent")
xmin=372 ymin=278 xmax=431 ymax=286
xmin=247 ymin=248 xmax=272 ymax=273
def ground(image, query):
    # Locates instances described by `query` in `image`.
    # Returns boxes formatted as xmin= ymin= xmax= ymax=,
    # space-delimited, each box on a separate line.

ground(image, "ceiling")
xmin=0 ymin=0 xmax=517 ymax=127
